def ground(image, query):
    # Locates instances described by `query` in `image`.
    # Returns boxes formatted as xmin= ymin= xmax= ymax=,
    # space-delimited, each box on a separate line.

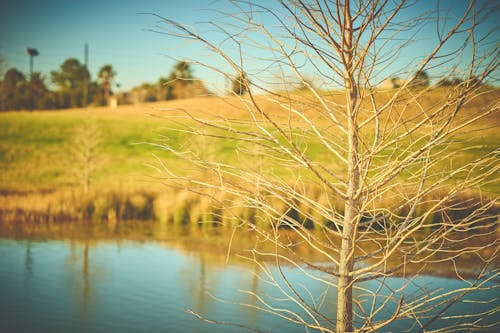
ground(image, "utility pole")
xmin=25 ymin=48 xmax=39 ymax=111
xmin=83 ymin=43 xmax=89 ymax=107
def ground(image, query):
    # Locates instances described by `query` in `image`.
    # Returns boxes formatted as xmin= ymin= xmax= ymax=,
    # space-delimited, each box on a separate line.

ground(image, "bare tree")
xmin=70 ymin=117 xmax=102 ymax=195
xmin=151 ymin=1 xmax=499 ymax=332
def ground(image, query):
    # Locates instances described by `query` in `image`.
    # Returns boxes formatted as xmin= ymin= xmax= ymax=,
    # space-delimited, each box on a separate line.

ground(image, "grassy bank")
xmin=0 ymin=90 xmax=499 ymax=227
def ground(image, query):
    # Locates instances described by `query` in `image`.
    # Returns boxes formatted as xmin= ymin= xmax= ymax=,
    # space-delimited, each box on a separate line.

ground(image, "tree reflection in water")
xmin=1 ymin=223 xmax=498 ymax=333
xmin=4 ymin=219 xmax=498 ymax=280
xmin=66 ymin=239 xmax=94 ymax=319
xmin=24 ymin=240 xmax=33 ymax=279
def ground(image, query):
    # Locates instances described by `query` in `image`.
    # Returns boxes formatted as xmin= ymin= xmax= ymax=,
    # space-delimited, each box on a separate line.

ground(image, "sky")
xmin=0 ymin=0 xmax=231 ymax=91
xmin=1 ymin=1 xmax=498 ymax=92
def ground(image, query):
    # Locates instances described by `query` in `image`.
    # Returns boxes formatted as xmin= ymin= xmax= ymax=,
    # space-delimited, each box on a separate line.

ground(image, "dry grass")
xmin=0 ymin=88 xmax=498 ymax=223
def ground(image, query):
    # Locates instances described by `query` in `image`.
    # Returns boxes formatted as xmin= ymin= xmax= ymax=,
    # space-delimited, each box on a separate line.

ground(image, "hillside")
xmin=0 ymin=88 xmax=498 ymax=223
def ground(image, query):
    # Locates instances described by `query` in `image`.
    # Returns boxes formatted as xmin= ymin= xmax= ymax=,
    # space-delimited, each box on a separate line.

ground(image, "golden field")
xmin=0 ymin=88 xmax=498 ymax=224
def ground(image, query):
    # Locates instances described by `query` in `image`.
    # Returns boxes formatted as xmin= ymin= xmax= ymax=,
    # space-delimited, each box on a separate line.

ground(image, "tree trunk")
xmin=336 ymin=202 xmax=356 ymax=332
xmin=336 ymin=3 xmax=359 ymax=331
xmin=336 ymin=126 xmax=360 ymax=332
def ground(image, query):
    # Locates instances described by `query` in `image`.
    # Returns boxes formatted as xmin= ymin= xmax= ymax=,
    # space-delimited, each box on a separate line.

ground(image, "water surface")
xmin=1 ymin=238 xmax=304 ymax=333
xmin=0 ymin=236 xmax=498 ymax=332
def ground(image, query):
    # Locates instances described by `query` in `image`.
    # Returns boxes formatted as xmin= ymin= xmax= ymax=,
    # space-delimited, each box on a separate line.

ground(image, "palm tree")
xmin=169 ymin=61 xmax=193 ymax=82
xmin=97 ymin=65 xmax=116 ymax=104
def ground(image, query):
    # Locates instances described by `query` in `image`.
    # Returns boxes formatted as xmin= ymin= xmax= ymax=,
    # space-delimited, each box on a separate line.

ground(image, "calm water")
xmin=0 ymin=238 xmax=498 ymax=332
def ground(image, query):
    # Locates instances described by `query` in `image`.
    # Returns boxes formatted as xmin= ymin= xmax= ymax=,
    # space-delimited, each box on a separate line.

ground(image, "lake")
xmin=0 ymin=222 xmax=498 ymax=332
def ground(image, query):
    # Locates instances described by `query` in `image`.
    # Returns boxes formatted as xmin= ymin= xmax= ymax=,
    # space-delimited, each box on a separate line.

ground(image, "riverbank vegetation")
xmin=0 ymin=89 xmax=498 ymax=227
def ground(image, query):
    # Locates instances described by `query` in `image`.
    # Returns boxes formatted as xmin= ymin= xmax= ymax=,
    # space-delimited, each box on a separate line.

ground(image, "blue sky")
xmin=0 ymin=0 xmax=230 ymax=90
xmin=1 ymin=1 xmax=497 ymax=91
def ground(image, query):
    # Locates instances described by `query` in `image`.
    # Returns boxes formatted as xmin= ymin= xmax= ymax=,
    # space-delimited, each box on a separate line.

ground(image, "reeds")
xmin=0 ymin=188 xmax=155 ymax=224
xmin=1 ymin=184 xmax=496 ymax=238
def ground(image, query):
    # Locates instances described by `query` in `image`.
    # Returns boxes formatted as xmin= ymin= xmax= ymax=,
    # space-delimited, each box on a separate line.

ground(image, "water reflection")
xmin=24 ymin=240 xmax=33 ymax=278
xmin=82 ymin=242 xmax=90 ymax=316
xmin=66 ymin=240 xmax=92 ymax=317
xmin=248 ymin=262 xmax=260 ymax=329
xmin=179 ymin=250 xmax=209 ymax=314
xmin=1 ymin=220 xmax=499 ymax=332
xmin=2 ymin=219 xmax=496 ymax=280
xmin=0 ymin=237 xmax=498 ymax=333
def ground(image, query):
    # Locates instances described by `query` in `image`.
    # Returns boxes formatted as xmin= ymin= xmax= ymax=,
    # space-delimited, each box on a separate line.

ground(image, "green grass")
xmin=0 ymin=90 xmax=498 ymax=197
xmin=0 ymin=110 xmax=160 ymax=192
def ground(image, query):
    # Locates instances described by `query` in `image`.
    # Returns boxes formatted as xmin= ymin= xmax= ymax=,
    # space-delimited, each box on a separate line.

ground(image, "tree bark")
xmin=336 ymin=117 xmax=360 ymax=332
xmin=336 ymin=2 xmax=359 ymax=331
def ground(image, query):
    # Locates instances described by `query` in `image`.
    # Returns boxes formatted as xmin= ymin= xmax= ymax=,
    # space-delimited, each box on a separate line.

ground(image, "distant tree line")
xmin=0 ymin=58 xmax=210 ymax=111
xmin=0 ymin=57 xmax=116 ymax=111
xmin=125 ymin=61 xmax=210 ymax=104
xmin=3 ymin=56 xmax=487 ymax=111
xmin=380 ymin=70 xmax=487 ymax=90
